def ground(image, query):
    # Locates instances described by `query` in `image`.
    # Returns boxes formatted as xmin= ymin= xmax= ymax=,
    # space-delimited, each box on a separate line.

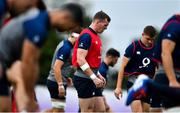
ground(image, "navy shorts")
xmin=151 ymin=73 xmax=180 ymax=108
xmin=127 ymin=81 xmax=151 ymax=104
xmin=73 ymin=76 xmax=96 ymax=98
xmin=0 ymin=61 xmax=10 ymax=96
xmin=94 ymin=88 xmax=103 ymax=97
xmin=46 ymin=80 xmax=67 ymax=100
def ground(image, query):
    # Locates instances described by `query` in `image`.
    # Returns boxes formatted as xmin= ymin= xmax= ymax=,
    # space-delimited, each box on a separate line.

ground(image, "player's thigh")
xmin=46 ymin=80 xmax=67 ymax=99
xmin=142 ymin=101 xmax=150 ymax=112
xmin=131 ymin=100 xmax=143 ymax=112
xmin=103 ymin=96 xmax=112 ymax=112
xmin=0 ymin=96 xmax=11 ymax=112
xmin=73 ymin=76 xmax=96 ymax=98
xmin=93 ymin=96 xmax=106 ymax=112
xmin=79 ymin=97 xmax=94 ymax=112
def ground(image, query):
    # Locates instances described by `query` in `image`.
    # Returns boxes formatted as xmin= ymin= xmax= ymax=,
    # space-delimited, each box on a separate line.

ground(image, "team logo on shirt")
xmin=139 ymin=57 xmax=150 ymax=68
xmin=95 ymin=41 xmax=98 ymax=45
xmin=79 ymin=43 xmax=84 ymax=47
xmin=167 ymin=33 xmax=172 ymax=38
xmin=59 ymin=54 xmax=64 ymax=60
xmin=33 ymin=35 xmax=40 ymax=43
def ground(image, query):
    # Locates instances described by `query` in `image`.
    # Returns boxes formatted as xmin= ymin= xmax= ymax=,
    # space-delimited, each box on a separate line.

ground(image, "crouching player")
xmin=46 ymin=31 xmax=81 ymax=112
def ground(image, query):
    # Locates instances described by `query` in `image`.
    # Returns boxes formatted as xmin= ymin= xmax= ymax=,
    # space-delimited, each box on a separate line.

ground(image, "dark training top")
xmin=124 ymin=40 xmax=157 ymax=78
xmin=154 ymin=15 xmax=180 ymax=70
xmin=0 ymin=9 xmax=50 ymax=66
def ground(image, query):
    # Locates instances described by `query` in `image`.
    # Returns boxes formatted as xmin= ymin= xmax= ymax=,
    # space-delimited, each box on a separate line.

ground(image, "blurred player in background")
xmin=0 ymin=0 xmax=46 ymax=111
xmin=126 ymin=13 xmax=180 ymax=112
xmin=46 ymin=29 xmax=81 ymax=112
xmin=1 ymin=2 xmax=84 ymax=111
xmin=94 ymin=48 xmax=120 ymax=112
xmin=0 ymin=0 xmax=45 ymax=27
xmin=72 ymin=11 xmax=111 ymax=112
xmin=114 ymin=26 xmax=157 ymax=112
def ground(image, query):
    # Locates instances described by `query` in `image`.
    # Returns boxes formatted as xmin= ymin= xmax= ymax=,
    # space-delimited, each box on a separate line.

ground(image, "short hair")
xmin=143 ymin=25 xmax=157 ymax=38
xmin=93 ymin=11 xmax=111 ymax=22
xmin=106 ymin=48 xmax=120 ymax=57
xmin=71 ymin=27 xmax=83 ymax=34
xmin=37 ymin=0 xmax=47 ymax=10
xmin=61 ymin=3 xmax=84 ymax=26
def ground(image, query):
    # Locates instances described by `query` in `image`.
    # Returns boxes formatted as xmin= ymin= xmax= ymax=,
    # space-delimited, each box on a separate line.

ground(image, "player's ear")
xmin=142 ymin=33 xmax=145 ymax=36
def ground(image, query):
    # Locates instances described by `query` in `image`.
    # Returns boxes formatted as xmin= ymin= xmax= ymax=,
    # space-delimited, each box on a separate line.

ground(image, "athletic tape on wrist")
xmin=58 ymin=85 xmax=64 ymax=89
xmin=90 ymin=73 xmax=97 ymax=80
xmin=80 ymin=63 xmax=90 ymax=71
xmin=97 ymin=71 xmax=101 ymax=76
xmin=52 ymin=101 xmax=66 ymax=109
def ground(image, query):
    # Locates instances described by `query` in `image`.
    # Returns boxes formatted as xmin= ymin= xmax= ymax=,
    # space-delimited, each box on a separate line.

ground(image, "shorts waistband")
xmin=75 ymin=68 xmax=98 ymax=79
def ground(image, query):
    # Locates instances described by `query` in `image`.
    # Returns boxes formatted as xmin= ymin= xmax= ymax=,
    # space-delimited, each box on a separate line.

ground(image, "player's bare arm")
xmin=53 ymin=60 xmax=65 ymax=97
xmin=21 ymin=39 xmax=40 ymax=111
xmin=162 ymin=39 xmax=180 ymax=87
xmin=114 ymin=56 xmax=129 ymax=99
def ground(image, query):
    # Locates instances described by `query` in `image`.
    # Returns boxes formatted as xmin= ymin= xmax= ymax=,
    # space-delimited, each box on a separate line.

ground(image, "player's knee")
xmin=131 ymin=101 xmax=143 ymax=112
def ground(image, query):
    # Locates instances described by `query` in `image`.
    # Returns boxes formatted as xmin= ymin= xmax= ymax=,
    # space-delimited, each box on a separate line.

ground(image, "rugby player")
xmin=94 ymin=48 xmax=120 ymax=112
xmin=46 ymin=31 xmax=81 ymax=112
xmin=127 ymin=13 xmax=180 ymax=111
xmin=72 ymin=11 xmax=111 ymax=112
xmin=114 ymin=26 xmax=157 ymax=112
xmin=0 ymin=3 xmax=84 ymax=111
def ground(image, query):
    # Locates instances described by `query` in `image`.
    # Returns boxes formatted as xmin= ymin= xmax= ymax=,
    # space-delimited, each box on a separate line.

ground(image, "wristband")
xmin=90 ymin=73 xmax=97 ymax=80
xmin=97 ymin=71 xmax=101 ymax=76
xmin=58 ymin=85 xmax=64 ymax=89
xmin=80 ymin=63 xmax=90 ymax=71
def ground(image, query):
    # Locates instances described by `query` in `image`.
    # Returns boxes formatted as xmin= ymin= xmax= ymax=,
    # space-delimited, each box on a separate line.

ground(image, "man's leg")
xmin=0 ymin=62 xmax=11 ymax=112
xmin=93 ymin=97 xmax=106 ymax=112
xmin=127 ymin=74 xmax=180 ymax=111
xmin=103 ymin=96 xmax=112 ymax=112
xmin=6 ymin=61 xmax=33 ymax=111
xmin=131 ymin=100 xmax=143 ymax=112
xmin=73 ymin=76 xmax=96 ymax=112
xmin=93 ymin=88 xmax=106 ymax=112
xmin=150 ymin=73 xmax=180 ymax=108
xmin=127 ymin=80 xmax=143 ymax=112
xmin=142 ymin=102 xmax=150 ymax=112
xmin=79 ymin=98 xmax=94 ymax=112
xmin=46 ymin=80 xmax=67 ymax=112
xmin=149 ymin=77 xmax=180 ymax=102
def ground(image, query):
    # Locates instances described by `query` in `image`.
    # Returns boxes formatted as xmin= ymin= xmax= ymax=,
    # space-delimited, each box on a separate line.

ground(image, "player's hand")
xmin=114 ymin=88 xmax=122 ymax=100
xmin=92 ymin=77 xmax=104 ymax=88
xmin=58 ymin=83 xmax=65 ymax=97
xmin=67 ymin=77 xmax=73 ymax=87
xmin=97 ymin=74 xmax=106 ymax=87
xmin=169 ymin=80 xmax=180 ymax=88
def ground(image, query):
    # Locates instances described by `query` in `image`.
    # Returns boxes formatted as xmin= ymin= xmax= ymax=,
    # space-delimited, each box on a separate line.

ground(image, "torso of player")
xmin=154 ymin=15 xmax=180 ymax=70
xmin=0 ymin=8 xmax=49 ymax=66
xmin=48 ymin=40 xmax=74 ymax=82
xmin=72 ymin=28 xmax=102 ymax=68
xmin=98 ymin=62 xmax=109 ymax=79
xmin=124 ymin=40 xmax=157 ymax=78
